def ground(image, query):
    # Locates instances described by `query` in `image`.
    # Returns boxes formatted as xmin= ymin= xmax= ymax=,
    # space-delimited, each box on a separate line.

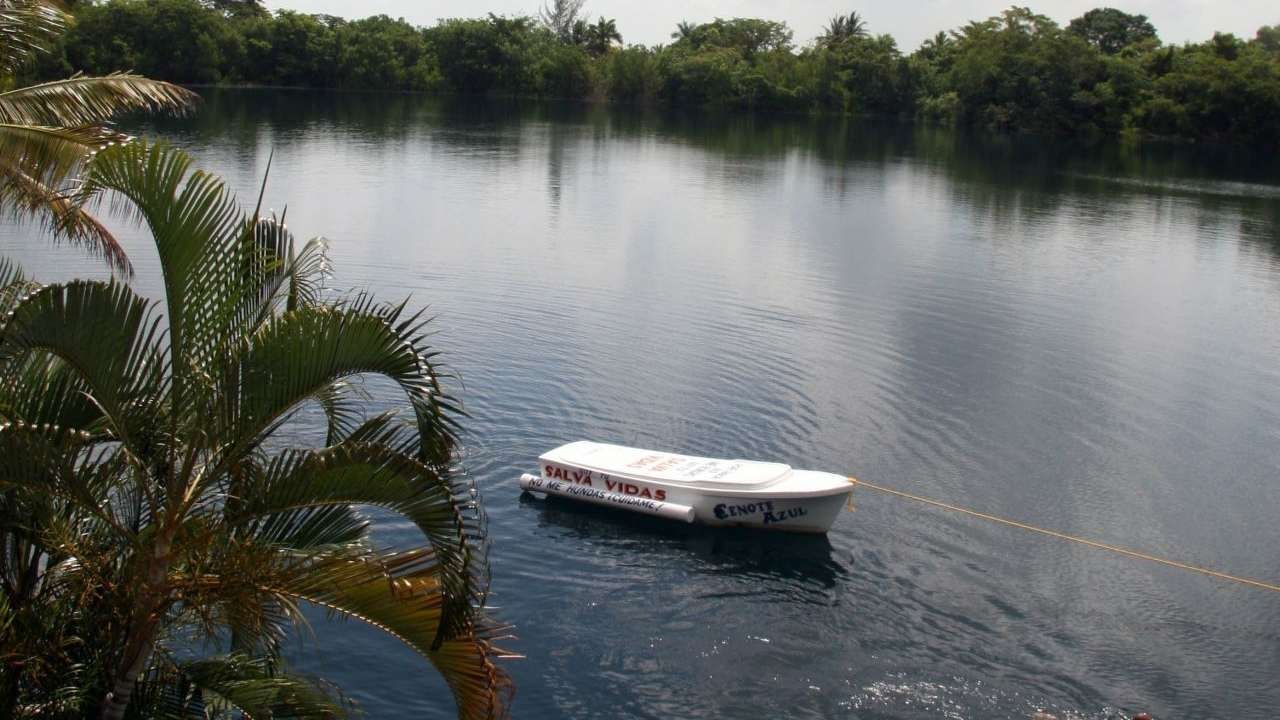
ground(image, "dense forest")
xmin=23 ymin=0 xmax=1280 ymax=145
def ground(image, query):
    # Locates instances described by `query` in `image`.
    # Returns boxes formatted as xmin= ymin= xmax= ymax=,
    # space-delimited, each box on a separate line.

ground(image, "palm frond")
xmin=231 ymin=213 xmax=292 ymax=334
xmin=183 ymin=654 xmax=355 ymax=720
xmin=0 ymin=421 xmax=139 ymax=550
xmin=0 ymin=73 xmax=197 ymax=127
xmin=0 ymin=279 xmax=166 ymax=451
xmin=218 ymin=296 xmax=459 ymax=465
xmin=0 ymin=256 xmax=37 ymax=315
xmin=232 ymin=443 xmax=481 ymax=637
xmin=0 ymin=157 xmax=129 ymax=272
xmin=0 ymin=0 xmax=66 ymax=76
xmin=79 ymin=141 xmax=249 ymax=382
xmin=119 ymin=665 xmax=198 ymax=720
xmin=244 ymin=504 xmax=369 ymax=552
xmin=0 ymin=123 xmax=114 ymax=181
xmin=0 ymin=419 xmax=86 ymax=486
xmin=0 ymin=255 xmax=24 ymax=288
xmin=235 ymin=217 xmax=328 ymax=334
xmin=126 ymin=654 xmax=352 ymax=720
xmin=167 ymin=541 xmax=509 ymax=718
xmin=270 ymin=547 xmax=511 ymax=720
xmin=286 ymin=236 xmax=329 ymax=312
xmin=0 ymin=353 xmax=104 ymax=430
xmin=315 ymin=380 xmax=371 ymax=446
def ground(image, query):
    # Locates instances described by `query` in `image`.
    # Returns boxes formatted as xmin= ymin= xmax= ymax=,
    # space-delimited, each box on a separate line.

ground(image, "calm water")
xmin=5 ymin=89 xmax=1280 ymax=718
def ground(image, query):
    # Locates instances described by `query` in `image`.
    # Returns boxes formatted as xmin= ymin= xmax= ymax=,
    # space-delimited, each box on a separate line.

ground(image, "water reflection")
xmin=139 ymin=90 xmax=1280 ymax=263
xmin=10 ymin=89 xmax=1280 ymax=720
xmin=520 ymin=492 xmax=845 ymax=594
xmin=544 ymin=118 xmax=575 ymax=217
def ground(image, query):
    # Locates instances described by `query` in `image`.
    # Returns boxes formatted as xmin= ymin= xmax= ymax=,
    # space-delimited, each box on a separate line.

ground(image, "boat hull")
xmin=690 ymin=492 xmax=847 ymax=533
xmin=520 ymin=458 xmax=852 ymax=533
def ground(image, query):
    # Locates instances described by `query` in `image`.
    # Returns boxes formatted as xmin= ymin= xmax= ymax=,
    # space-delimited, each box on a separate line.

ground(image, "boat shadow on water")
xmin=518 ymin=491 xmax=849 ymax=596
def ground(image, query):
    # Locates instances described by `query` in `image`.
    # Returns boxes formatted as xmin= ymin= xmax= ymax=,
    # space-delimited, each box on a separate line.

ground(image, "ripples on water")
xmin=3 ymin=90 xmax=1280 ymax=718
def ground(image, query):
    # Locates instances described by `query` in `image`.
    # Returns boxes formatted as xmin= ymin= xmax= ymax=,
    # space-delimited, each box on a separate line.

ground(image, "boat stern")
xmin=698 ymin=471 xmax=853 ymax=533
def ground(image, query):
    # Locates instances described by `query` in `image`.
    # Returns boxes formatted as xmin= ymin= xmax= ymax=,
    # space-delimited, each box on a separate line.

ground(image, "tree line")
xmin=26 ymin=0 xmax=1280 ymax=145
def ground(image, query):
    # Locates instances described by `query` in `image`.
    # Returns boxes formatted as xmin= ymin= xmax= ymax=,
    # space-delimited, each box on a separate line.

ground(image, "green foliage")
xmin=604 ymin=45 xmax=660 ymax=102
xmin=250 ymin=10 xmax=340 ymax=87
xmin=31 ymin=1 xmax=1280 ymax=144
xmin=530 ymin=39 xmax=593 ymax=97
xmin=656 ymin=19 xmax=809 ymax=110
xmin=0 ymin=0 xmax=194 ymax=275
xmin=1067 ymin=7 xmax=1157 ymax=55
xmin=430 ymin=15 xmax=538 ymax=94
xmin=669 ymin=17 xmax=794 ymax=57
xmin=806 ymin=34 xmax=912 ymax=114
xmin=1137 ymin=38 xmax=1280 ymax=143
xmin=819 ymin=11 xmax=868 ymax=48
xmin=334 ymin=15 xmax=436 ymax=90
xmin=582 ymin=17 xmax=621 ymax=57
xmin=0 ymin=142 xmax=512 ymax=718
xmin=1257 ymin=25 xmax=1280 ymax=55
xmin=66 ymin=0 xmax=245 ymax=83
xmin=944 ymin=8 xmax=1106 ymax=134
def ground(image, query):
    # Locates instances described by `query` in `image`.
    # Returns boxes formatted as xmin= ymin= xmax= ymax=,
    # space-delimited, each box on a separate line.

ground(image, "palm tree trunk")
xmin=98 ymin=534 xmax=171 ymax=720
xmin=98 ymin=628 xmax=158 ymax=720
xmin=1 ymin=665 xmax=20 ymax=720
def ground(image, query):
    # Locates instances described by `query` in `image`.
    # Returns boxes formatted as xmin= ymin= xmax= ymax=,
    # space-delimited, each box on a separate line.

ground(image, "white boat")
xmin=518 ymin=441 xmax=852 ymax=533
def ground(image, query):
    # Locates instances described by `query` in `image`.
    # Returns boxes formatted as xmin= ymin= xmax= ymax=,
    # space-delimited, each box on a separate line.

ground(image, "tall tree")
xmin=0 ymin=141 xmax=513 ymax=719
xmin=819 ymin=11 xmax=867 ymax=47
xmin=1256 ymin=24 xmax=1280 ymax=54
xmin=676 ymin=18 xmax=793 ymax=56
xmin=0 ymin=0 xmax=195 ymax=274
xmin=671 ymin=20 xmax=696 ymax=43
xmin=1210 ymin=31 xmax=1241 ymax=60
xmin=948 ymin=7 xmax=1105 ymax=133
xmin=538 ymin=0 xmax=585 ymax=42
xmin=1067 ymin=7 xmax=1157 ymax=54
xmin=918 ymin=31 xmax=954 ymax=60
xmin=203 ymin=0 xmax=267 ymax=18
xmin=584 ymin=17 xmax=620 ymax=56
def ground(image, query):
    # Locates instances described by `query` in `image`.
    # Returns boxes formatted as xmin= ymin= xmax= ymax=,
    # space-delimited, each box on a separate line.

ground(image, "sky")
xmin=264 ymin=0 xmax=1278 ymax=52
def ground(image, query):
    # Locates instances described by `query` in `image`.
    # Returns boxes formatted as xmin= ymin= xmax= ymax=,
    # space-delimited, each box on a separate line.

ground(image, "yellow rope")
xmin=847 ymin=475 xmax=1280 ymax=594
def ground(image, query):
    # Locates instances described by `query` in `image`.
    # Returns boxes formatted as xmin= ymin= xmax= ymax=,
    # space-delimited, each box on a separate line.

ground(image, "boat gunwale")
xmin=540 ymin=458 xmax=853 ymax=499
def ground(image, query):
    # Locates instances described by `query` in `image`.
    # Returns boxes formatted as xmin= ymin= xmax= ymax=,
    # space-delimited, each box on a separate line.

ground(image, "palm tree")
xmin=0 ymin=0 xmax=195 ymax=275
xmin=570 ymin=17 xmax=589 ymax=46
xmin=918 ymin=31 xmax=954 ymax=61
xmin=818 ymin=11 xmax=867 ymax=47
xmin=585 ymin=17 xmax=621 ymax=56
xmin=671 ymin=20 xmax=697 ymax=43
xmin=0 ymin=141 xmax=512 ymax=719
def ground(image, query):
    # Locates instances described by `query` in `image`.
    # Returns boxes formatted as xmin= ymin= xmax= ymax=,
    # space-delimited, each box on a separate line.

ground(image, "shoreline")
xmin=177 ymin=83 xmax=1216 ymax=149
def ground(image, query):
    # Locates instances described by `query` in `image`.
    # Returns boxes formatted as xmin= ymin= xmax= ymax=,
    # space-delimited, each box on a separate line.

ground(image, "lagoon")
xmin=4 ymin=88 xmax=1280 ymax=719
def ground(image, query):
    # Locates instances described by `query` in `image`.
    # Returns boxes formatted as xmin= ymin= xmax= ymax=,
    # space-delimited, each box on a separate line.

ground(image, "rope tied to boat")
xmin=845 ymin=475 xmax=1280 ymax=594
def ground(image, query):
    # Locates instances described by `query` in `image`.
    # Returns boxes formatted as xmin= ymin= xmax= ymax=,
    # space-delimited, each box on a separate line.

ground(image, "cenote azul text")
xmin=713 ymin=501 xmax=809 ymax=525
